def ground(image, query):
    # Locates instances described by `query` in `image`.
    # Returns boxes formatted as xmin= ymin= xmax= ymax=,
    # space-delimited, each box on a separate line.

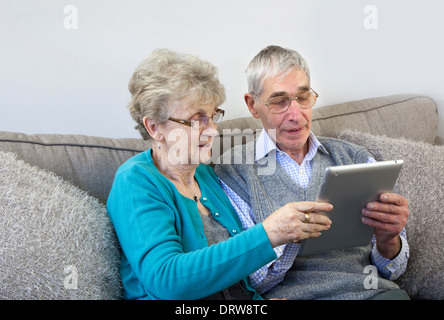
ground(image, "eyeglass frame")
xmin=168 ymin=108 xmax=225 ymax=128
xmin=252 ymin=87 xmax=319 ymax=113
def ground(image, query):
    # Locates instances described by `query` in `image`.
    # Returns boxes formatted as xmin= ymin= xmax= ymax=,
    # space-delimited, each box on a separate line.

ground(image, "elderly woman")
xmin=107 ymin=49 xmax=332 ymax=300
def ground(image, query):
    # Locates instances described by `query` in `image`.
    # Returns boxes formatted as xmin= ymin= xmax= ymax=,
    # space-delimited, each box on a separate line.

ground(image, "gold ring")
xmin=304 ymin=213 xmax=310 ymax=223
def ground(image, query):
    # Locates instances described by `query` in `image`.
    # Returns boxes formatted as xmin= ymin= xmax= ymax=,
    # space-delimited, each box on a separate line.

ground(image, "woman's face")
xmin=159 ymin=99 xmax=219 ymax=165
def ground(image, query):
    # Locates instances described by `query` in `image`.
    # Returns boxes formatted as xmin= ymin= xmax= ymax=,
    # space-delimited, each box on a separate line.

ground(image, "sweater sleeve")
xmin=107 ymin=163 xmax=276 ymax=300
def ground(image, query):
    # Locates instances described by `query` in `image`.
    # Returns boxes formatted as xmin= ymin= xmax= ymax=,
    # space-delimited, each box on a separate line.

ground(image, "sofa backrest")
xmin=215 ymin=94 xmax=439 ymax=157
xmin=0 ymin=94 xmax=439 ymax=204
xmin=312 ymin=94 xmax=438 ymax=140
xmin=0 ymin=133 xmax=149 ymax=204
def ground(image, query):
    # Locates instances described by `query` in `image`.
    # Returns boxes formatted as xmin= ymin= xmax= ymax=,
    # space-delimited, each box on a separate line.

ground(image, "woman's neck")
xmin=152 ymin=148 xmax=209 ymax=215
xmin=152 ymin=148 xmax=198 ymax=187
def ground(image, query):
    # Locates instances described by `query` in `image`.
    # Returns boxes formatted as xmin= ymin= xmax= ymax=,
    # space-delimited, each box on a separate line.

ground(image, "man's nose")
xmin=286 ymin=99 xmax=302 ymax=118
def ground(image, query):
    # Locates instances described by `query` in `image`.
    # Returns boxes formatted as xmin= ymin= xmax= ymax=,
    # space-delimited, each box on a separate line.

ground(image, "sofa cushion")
xmin=338 ymin=130 xmax=444 ymax=300
xmin=0 ymin=151 xmax=122 ymax=299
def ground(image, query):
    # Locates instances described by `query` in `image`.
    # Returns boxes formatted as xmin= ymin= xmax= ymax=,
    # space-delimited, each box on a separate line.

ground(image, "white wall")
xmin=1 ymin=0 xmax=443 ymax=139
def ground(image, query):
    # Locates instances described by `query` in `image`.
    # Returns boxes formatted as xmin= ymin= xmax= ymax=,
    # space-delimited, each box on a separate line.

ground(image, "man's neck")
xmin=279 ymin=144 xmax=309 ymax=165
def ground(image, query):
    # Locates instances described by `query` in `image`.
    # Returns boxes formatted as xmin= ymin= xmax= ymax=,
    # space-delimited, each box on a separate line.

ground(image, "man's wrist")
xmin=376 ymin=235 xmax=401 ymax=260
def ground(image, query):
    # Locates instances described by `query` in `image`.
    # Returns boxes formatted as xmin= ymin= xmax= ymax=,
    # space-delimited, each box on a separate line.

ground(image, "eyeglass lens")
xmin=268 ymin=91 xmax=317 ymax=113
xmin=191 ymin=111 xmax=224 ymax=128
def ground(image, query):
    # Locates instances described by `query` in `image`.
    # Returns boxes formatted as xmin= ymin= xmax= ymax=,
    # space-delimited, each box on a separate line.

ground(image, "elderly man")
xmin=214 ymin=45 xmax=410 ymax=300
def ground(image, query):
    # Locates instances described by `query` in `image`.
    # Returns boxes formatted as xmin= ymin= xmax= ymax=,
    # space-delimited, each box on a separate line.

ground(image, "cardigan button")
xmin=214 ymin=212 xmax=220 ymax=217
xmin=232 ymin=229 xmax=237 ymax=234
xmin=202 ymin=197 xmax=207 ymax=201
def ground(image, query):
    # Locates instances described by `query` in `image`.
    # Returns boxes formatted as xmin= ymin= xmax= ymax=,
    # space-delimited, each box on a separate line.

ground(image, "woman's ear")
xmin=143 ymin=116 xmax=163 ymax=141
xmin=244 ymin=93 xmax=261 ymax=119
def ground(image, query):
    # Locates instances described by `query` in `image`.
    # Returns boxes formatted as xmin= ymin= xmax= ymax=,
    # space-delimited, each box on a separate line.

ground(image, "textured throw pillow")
xmin=339 ymin=130 xmax=444 ymax=300
xmin=0 ymin=151 xmax=121 ymax=300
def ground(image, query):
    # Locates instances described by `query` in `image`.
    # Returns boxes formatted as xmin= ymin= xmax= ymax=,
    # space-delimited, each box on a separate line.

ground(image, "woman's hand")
xmin=262 ymin=202 xmax=333 ymax=248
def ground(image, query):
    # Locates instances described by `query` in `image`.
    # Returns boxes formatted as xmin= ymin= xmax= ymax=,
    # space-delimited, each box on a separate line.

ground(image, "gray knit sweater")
xmin=214 ymin=137 xmax=400 ymax=299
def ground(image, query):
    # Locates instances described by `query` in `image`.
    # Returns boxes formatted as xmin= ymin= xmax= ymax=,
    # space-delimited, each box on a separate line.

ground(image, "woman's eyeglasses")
xmin=168 ymin=109 xmax=225 ymax=129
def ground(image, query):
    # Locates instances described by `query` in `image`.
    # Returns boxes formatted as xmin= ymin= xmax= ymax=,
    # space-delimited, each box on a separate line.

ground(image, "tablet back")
xmin=298 ymin=160 xmax=403 ymax=256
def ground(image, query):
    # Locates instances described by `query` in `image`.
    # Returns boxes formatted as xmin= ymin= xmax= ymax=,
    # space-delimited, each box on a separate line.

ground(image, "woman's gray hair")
xmin=246 ymin=45 xmax=311 ymax=96
xmin=127 ymin=49 xmax=226 ymax=140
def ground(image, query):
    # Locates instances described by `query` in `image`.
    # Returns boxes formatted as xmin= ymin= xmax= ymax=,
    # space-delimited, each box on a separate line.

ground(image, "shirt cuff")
xmin=372 ymin=233 xmax=409 ymax=280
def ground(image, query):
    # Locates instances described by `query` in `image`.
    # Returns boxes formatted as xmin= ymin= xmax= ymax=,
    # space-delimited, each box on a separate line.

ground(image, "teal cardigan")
xmin=106 ymin=150 xmax=276 ymax=300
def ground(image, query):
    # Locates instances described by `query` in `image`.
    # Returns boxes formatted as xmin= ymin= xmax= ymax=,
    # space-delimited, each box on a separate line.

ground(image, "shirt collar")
xmin=255 ymin=128 xmax=329 ymax=162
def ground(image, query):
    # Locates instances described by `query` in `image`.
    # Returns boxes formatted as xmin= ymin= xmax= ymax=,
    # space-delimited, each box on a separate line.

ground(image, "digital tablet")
xmin=298 ymin=160 xmax=404 ymax=256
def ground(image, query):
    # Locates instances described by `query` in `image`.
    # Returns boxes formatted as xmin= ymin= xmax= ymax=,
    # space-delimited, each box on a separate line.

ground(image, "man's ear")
xmin=244 ymin=93 xmax=261 ymax=119
xmin=143 ymin=116 xmax=163 ymax=141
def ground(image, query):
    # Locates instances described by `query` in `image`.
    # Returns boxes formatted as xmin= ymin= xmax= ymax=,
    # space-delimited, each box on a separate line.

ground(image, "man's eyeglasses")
xmin=168 ymin=108 xmax=225 ymax=129
xmin=252 ymin=88 xmax=319 ymax=114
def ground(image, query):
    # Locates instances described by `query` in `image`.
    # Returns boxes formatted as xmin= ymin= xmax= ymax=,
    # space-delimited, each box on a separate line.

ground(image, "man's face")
xmin=247 ymin=68 xmax=312 ymax=160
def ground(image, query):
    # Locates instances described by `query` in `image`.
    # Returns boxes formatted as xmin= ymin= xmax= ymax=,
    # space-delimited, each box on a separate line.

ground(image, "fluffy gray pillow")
xmin=0 ymin=151 xmax=122 ymax=299
xmin=339 ymin=130 xmax=444 ymax=300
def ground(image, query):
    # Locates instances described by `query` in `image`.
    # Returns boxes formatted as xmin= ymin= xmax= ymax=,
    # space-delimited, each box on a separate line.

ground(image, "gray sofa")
xmin=0 ymin=94 xmax=442 ymax=300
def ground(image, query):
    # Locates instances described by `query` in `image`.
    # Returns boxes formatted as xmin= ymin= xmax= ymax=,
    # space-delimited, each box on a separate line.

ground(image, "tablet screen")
xmin=298 ymin=160 xmax=403 ymax=256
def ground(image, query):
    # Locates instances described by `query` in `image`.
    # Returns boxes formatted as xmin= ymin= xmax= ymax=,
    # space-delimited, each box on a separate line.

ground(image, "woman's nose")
xmin=201 ymin=127 xmax=218 ymax=138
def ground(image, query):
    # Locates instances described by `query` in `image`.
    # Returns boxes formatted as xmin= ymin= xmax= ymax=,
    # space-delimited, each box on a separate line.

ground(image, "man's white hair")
xmin=246 ymin=45 xmax=311 ymax=96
